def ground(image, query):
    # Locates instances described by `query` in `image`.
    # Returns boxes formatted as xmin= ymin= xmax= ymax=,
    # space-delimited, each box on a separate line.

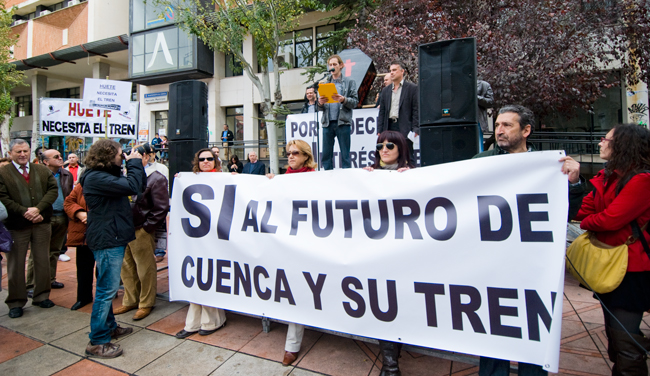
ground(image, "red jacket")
xmin=63 ymin=184 xmax=87 ymax=246
xmin=575 ymin=170 xmax=650 ymax=272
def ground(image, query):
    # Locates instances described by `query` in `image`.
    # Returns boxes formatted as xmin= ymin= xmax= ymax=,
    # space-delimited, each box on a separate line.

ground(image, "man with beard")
xmin=472 ymin=105 xmax=584 ymax=376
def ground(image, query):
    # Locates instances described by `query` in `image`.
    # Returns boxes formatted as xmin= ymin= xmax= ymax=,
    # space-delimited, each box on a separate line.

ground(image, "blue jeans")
xmin=479 ymin=357 xmax=547 ymax=376
xmin=89 ymin=245 xmax=126 ymax=345
xmin=154 ymin=249 xmax=166 ymax=257
xmin=322 ymin=120 xmax=351 ymax=170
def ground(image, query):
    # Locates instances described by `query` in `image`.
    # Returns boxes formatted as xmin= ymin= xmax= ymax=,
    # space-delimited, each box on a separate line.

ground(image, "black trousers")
xmin=76 ymin=245 xmax=96 ymax=302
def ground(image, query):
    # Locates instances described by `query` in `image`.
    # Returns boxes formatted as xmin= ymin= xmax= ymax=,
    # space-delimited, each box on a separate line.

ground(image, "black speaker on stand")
xmin=418 ymin=38 xmax=480 ymax=166
xmin=167 ymin=80 xmax=209 ymax=193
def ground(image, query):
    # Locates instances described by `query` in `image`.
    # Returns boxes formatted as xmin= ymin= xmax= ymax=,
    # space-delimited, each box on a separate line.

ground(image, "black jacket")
xmin=79 ymin=159 xmax=146 ymax=251
xmin=377 ymin=81 xmax=419 ymax=136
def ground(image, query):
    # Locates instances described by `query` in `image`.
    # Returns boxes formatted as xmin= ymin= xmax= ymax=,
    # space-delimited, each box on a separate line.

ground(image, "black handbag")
xmin=0 ymin=222 xmax=12 ymax=252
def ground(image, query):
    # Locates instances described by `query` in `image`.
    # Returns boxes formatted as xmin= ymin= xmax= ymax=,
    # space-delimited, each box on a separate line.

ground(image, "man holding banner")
xmin=474 ymin=104 xmax=584 ymax=376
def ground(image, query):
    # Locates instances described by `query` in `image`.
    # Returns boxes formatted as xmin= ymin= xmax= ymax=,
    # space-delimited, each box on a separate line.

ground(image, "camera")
xmin=123 ymin=143 xmax=152 ymax=156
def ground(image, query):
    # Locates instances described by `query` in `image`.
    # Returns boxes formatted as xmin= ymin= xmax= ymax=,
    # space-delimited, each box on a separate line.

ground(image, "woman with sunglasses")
xmin=574 ymin=124 xmax=650 ymax=376
xmin=364 ymin=130 xmax=413 ymax=376
xmin=267 ymin=140 xmax=317 ymax=366
xmin=175 ymin=148 xmax=227 ymax=339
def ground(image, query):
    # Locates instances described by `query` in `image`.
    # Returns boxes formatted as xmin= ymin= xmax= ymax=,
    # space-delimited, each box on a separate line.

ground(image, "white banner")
xmin=286 ymin=109 xmax=420 ymax=169
xmin=40 ymin=98 xmax=139 ymax=139
xmin=168 ymin=151 xmax=568 ymax=371
xmin=82 ymin=78 xmax=133 ymax=111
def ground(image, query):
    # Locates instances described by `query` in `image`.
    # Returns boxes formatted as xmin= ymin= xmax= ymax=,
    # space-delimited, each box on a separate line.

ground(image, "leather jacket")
xmin=131 ymin=170 xmax=169 ymax=233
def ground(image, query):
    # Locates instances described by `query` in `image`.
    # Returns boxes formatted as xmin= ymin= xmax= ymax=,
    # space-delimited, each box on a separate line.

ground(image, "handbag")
xmin=566 ymin=231 xmax=629 ymax=294
xmin=0 ymin=222 xmax=12 ymax=253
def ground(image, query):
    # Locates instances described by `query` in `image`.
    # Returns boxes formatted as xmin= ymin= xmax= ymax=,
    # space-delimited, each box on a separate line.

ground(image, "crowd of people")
xmin=1 ymin=56 xmax=649 ymax=376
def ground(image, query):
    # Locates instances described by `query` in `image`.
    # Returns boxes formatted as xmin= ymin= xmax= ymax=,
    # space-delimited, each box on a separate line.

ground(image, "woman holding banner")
xmin=574 ymin=124 xmax=650 ymax=376
xmin=267 ymin=139 xmax=317 ymax=366
xmin=363 ymin=130 xmax=413 ymax=376
xmin=175 ymin=148 xmax=227 ymax=339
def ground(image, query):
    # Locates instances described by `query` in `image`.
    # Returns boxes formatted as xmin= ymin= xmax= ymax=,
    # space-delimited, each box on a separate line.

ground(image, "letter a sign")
xmin=147 ymin=31 xmax=174 ymax=70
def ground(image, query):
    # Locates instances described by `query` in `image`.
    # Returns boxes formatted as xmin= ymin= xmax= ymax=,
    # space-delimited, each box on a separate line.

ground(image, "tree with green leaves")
xmin=155 ymin=0 xmax=318 ymax=173
xmin=0 ymin=1 xmax=26 ymax=157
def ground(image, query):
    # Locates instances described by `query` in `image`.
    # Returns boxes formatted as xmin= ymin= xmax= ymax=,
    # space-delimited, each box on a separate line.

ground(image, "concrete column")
xmin=30 ymin=73 xmax=47 ymax=154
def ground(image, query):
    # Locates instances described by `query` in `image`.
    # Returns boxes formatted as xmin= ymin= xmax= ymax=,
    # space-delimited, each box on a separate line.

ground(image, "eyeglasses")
xmin=376 ymin=142 xmax=396 ymax=151
xmin=51 ymin=155 xmax=62 ymax=159
xmin=198 ymin=157 xmax=214 ymax=162
xmin=287 ymin=150 xmax=302 ymax=156
xmin=600 ymin=137 xmax=613 ymax=143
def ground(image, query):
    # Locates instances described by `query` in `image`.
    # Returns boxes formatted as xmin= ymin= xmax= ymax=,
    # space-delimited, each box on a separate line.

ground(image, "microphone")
xmin=328 ymin=68 xmax=335 ymax=73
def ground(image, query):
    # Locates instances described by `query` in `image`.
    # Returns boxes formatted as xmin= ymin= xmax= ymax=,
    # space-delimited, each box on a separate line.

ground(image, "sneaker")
xmin=58 ymin=254 xmax=71 ymax=262
xmin=85 ymin=342 xmax=123 ymax=358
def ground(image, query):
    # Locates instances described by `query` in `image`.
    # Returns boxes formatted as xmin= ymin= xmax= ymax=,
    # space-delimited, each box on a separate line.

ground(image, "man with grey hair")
xmin=0 ymin=139 xmax=58 ymax=318
xmin=473 ymin=105 xmax=584 ymax=376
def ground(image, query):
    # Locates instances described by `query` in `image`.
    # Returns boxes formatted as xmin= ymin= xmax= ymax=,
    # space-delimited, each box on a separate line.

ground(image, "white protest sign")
xmin=40 ymin=98 xmax=139 ymax=139
xmin=168 ymin=151 xmax=568 ymax=371
xmin=286 ymin=109 xmax=421 ymax=168
xmin=82 ymin=78 xmax=133 ymax=112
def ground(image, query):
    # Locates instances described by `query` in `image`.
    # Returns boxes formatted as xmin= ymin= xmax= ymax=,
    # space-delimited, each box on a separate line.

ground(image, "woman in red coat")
xmin=574 ymin=123 xmax=650 ymax=376
xmin=64 ymin=183 xmax=95 ymax=310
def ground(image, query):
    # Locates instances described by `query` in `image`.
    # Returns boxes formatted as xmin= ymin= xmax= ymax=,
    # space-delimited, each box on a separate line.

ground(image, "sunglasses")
xmin=198 ymin=157 xmax=215 ymax=162
xmin=287 ymin=150 xmax=302 ymax=156
xmin=600 ymin=137 xmax=613 ymax=143
xmin=376 ymin=142 xmax=396 ymax=151
xmin=51 ymin=155 xmax=62 ymax=159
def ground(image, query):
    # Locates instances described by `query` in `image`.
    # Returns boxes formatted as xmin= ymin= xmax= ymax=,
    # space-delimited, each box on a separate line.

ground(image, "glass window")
xmin=131 ymin=27 xmax=197 ymax=77
xmin=46 ymin=87 xmax=81 ymax=99
xmin=277 ymin=32 xmax=294 ymax=69
xmin=316 ymin=25 xmax=336 ymax=66
xmin=131 ymin=0 xmax=176 ymax=33
xmin=225 ymin=53 xmax=243 ymax=77
xmin=295 ymin=28 xmax=313 ymax=68
xmin=154 ymin=110 xmax=168 ymax=135
xmin=226 ymin=107 xmax=244 ymax=141
xmin=14 ymin=95 xmax=32 ymax=117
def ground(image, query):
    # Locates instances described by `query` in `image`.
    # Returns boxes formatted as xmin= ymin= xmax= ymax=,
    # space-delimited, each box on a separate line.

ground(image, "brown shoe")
xmin=113 ymin=305 xmax=137 ymax=315
xmin=132 ymin=307 xmax=153 ymax=320
xmin=85 ymin=342 xmax=123 ymax=358
xmin=155 ymin=256 xmax=164 ymax=263
xmin=111 ymin=324 xmax=133 ymax=339
xmin=282 ymin=351 xmax=299 ymax=366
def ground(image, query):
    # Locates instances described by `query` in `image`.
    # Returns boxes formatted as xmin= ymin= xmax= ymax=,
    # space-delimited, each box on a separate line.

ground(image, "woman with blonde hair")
xmin=267 ymin=139 xmax=316 ymax=366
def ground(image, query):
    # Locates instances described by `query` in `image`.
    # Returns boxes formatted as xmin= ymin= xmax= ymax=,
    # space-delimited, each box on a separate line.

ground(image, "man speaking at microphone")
xmin=317 ymin=54 xmax=359 ymax=170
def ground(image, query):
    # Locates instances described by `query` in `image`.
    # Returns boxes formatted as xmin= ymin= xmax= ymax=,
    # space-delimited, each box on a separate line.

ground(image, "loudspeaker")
xmin=420 ymin=124 xmax=480 ymax=166
xmin=168 ymin=80 xmax=209 ymax=141
xmin=168 ymin=139 xmax=208 ymax=192
xmin=419 ymin=38 xmax=477 ymax=125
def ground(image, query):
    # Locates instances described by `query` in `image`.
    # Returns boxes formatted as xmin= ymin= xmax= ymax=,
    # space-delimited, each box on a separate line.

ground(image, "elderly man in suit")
xmin=377 ymin=60 xmax=419 ymax=164
xmin=0 ymin=139 xmax=58 ymax=318
xmin=242 ymin=151 xmax=266 ymax=175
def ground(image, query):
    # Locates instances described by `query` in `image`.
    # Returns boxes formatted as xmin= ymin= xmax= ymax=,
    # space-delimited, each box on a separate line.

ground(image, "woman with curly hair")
xmin=574 ymin=124 xmax=650 ymax=376
xmin=175 ymin=147 xmax=228 ymax=339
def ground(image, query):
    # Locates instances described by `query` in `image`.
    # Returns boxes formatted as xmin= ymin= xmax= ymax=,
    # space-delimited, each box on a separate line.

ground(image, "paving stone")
xmin=93 ymin=329 xmax=182 ymax=373
xmin=0 ymin=326 xmax=43 ymax=363
xmin=52 ymin=359 xmax=128 ymax=376
xmin=210 ymin=352 xmax=294 ymax=376
xmin=297 ymin=333 xmax=375 ymax=376
xmin=136 ymin=339 xmax=235 ymax=376
xmin=51 ymin=324 xmax=143 ymax=356
xmin=0 ymin=305 xmax=90 ymax=342
xmin=115 ymin=298 xmax=187 ymax=328
xmin=0 ymin=344 xmax=81 ymax=376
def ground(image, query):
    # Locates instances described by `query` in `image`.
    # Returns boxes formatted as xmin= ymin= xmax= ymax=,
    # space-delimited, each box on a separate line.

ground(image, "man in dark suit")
xmin=0 ymin=139 xmax=58 ymax=318
xmin=377 ymin=60 xmax=419 ymax=164
xmin=242 ymin=151 xmax=266 ymax=175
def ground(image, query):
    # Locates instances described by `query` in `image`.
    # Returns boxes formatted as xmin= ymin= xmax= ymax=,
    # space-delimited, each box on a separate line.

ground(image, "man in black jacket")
xmin=377 ymin=60 xmax=419 ymax=164
xmin=80 ymin=139 xmax=146 ymax=359
xmin=114 ymin=146 xmax=169 ymax=321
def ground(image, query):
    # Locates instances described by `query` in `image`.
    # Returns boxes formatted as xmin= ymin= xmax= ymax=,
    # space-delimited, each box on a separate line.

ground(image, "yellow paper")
xmin=318 ymin=83 xmax=339 ymax=104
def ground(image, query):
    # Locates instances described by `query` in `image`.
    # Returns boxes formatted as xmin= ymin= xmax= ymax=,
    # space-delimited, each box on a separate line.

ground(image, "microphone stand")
xmin=312 ymin=71 xmax=331 ymax=171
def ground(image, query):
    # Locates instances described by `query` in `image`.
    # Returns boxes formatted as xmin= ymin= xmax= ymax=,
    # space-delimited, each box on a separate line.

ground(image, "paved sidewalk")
xmin=0 ymin=248 xmax=645 ymax=376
